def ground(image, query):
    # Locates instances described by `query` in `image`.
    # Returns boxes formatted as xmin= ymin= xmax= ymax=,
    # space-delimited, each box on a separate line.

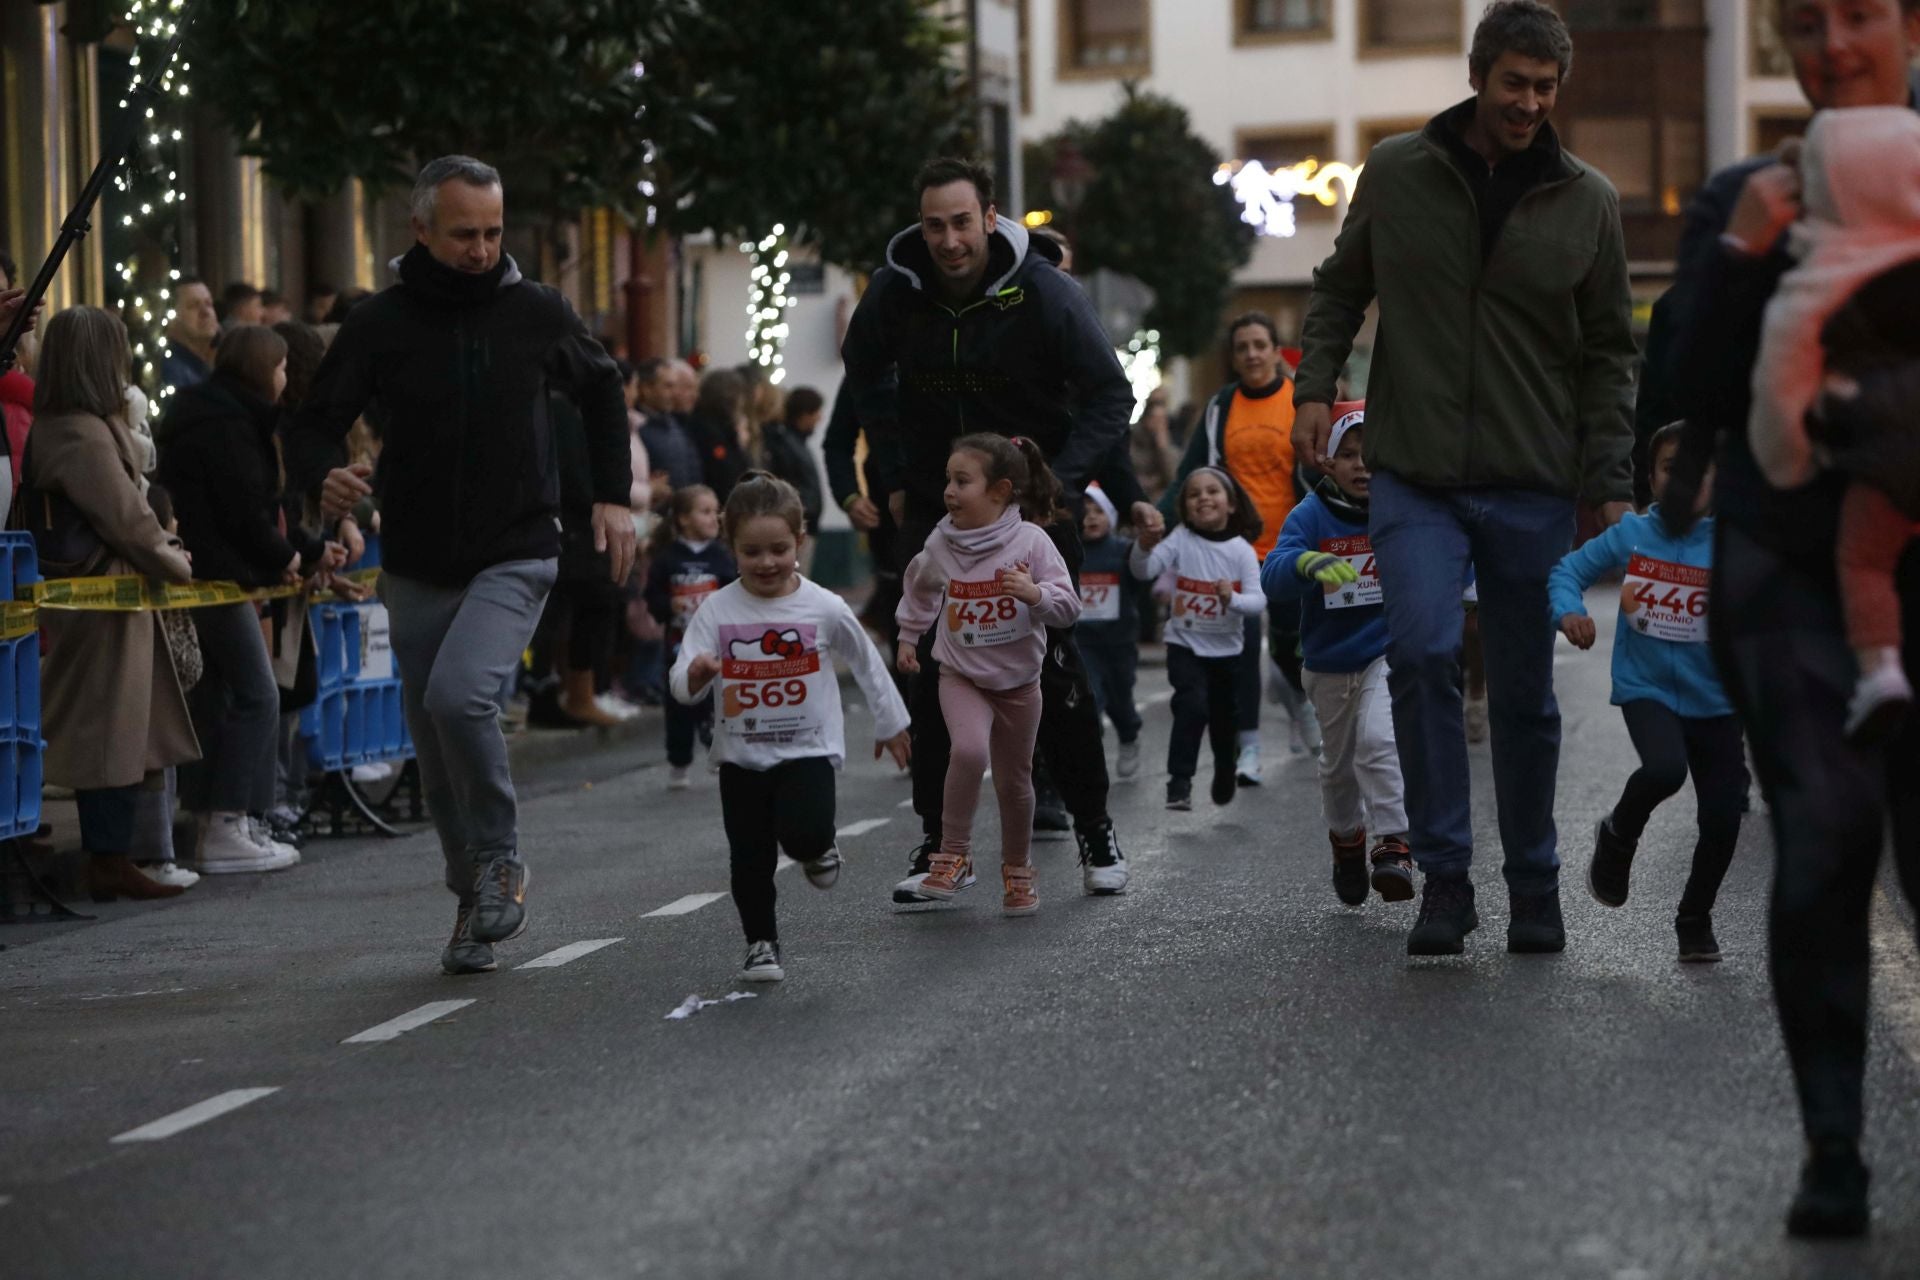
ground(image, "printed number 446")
xmin=1634 ymin=583 xmax=1706 ymax=617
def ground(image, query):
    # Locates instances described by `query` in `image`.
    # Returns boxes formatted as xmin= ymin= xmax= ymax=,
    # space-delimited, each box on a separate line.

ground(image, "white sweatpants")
xmin=1302 ymin=656 xmax=1406 ymax=839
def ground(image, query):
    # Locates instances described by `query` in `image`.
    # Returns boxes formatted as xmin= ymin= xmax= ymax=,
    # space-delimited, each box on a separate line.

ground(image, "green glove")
xmin=1296 ymin=550 xmax=1359 ymax=586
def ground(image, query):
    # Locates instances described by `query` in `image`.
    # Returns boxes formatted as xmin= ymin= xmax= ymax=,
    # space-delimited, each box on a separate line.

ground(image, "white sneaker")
xmin=1235 ymin=742 xmax=1263 ymax=786
xmin=245 ymin=817 xmax=301 ymax=861
xmin=595 ymin=693 xmax=640 ymax=722
xmin=193 ymin=813 xmax=298 ymax=874
xmin=136 ymin=861 xmax=200 ymax=888
xmin=1116 ymin=739 xmax=1141 ymax=780
xmin=350 ymin=761 xmax=395 ymax=784
xmin=668 ymin=765 xmax=692 ymax=791
xmin=803 ymin=845 xmax=843 ymax=890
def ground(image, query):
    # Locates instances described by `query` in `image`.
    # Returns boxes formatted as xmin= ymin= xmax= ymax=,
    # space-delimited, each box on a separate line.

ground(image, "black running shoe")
xmin=1675 ymin=914 xmax=1721 ymax=963
xmin=1507 ymin=887 xmax=1566 ymax=954
xmin=469 ymin=854 xmax=529 ymax=944
xmin=1787 ymin=1139 xmax=1870 ymax=1238
xmin=891 ymin=836 xmax=943 ymax=904
xmin=1166 ymin=777 xmax=1193 ymax=811
xmin=1587 ymin=817 xmax=1635 ymax=908
xmin=1330 ymin=830 xmax=1368 ymax=907
xmin=1407 ymin=875 xmax=1478 ymax=955
xmin=1210 ymin=758 xmax=1237 ymax=806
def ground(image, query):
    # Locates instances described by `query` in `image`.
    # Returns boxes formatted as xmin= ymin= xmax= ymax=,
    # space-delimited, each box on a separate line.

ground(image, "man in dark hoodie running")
xmin=288 ymin=155 xmax=634 ymax=976
xmin=842 ymin=157 xmax=1162 ymax=902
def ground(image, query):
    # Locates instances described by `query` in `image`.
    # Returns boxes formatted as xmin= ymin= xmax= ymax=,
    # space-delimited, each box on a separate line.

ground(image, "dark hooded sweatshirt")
xmin=286 ymin=244 xmax=629 ymax=587
xmin=840 ymin=215 xmax=1136 ymax=520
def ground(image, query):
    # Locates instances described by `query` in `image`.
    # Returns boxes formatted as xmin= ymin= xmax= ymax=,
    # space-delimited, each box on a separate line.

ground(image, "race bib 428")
xmin=945 ymin=578 xmax=1033 ymax=648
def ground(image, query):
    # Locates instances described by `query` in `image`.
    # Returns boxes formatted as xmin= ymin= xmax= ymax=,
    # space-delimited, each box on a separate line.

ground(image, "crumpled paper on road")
xmin=664 ymin=991 xmax=758 ymax=1021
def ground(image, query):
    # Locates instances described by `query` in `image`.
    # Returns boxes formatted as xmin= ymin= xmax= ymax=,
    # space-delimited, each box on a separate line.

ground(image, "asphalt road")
xmin=3 ymin=594 xmax=1918 ymax=1280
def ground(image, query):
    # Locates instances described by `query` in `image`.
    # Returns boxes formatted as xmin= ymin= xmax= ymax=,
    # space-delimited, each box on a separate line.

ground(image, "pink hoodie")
xmin=896 ymin=507 xmax=1081 ymax=691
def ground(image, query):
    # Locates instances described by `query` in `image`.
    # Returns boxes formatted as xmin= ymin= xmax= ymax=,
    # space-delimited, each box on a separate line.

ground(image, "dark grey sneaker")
xmin=1587 ymin=817 xmax=1635 ymax=908
xmin=1166 ymin=777 xmax=1193 ymax=811
xmin=803 ymin=845 xmax=843 ymax=890
xmin=740 ymin=940 xmax=785 ymax=983
xmin=441 ymin=902 xmax=497 ymax=975
xmin=1676 ymin=914 xmax=1722 ymax=963
xmin=1507 ymin=887 xmax=1567 ymax=954
xmin=1787 ymin=1139 xmax=1870 ymax=1238
xmin=1407 ymin=875 xmax=1478 ymax=955
xmin=469 ymin=855 xmax=529 ymax=944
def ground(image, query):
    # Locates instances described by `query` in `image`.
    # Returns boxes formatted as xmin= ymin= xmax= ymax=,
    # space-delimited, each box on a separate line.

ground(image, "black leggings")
xmin=1166 ymin=643 xmax=1239 ymax=780
xmin=1609 ymin=700 xmax=1745 ymax=918
xmin=719 ymin=757 xmax=836 ymax=943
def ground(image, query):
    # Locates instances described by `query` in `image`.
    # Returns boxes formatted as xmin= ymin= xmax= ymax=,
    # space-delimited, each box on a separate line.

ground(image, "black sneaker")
xmin=740 ymin=939 xmax=785 ymax=983
xmin=1330 ymin=830 xmax=1369 ymax=907
xmin=440 ymin=901 xmax=497 ymax=975
xmin=1077 ymin=821 xmax=1129 ymax=895
xmin=1210 ymin=758 xmax=1237 ymax=806
xmin=1033 ymin=802 xmax=1072 ymax=838
xmin=1587 ymin=817 xmax=1635 ymax=908
xmin=1675 ymin=913 xmax=1721 ymax=963
xmin=891 ymin=836 xmax=943 ymax=904
xmin=1407 ymin=875 xmax=1478 ymax=955
xmin=1166 ymin=777 xmax=1193 ymax=811
xmin=469 ymin=854 xmax=529 ymax=944
xmin=1507 ymin=887 xmax=1566 ymax=954
xmin=1787 ymin=1139 xmax=1870 ymax=1238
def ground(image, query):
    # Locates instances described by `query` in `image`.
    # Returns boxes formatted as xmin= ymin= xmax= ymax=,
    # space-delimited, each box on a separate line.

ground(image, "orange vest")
xmin=1222 ymin=382 xmax=1298 ymax=560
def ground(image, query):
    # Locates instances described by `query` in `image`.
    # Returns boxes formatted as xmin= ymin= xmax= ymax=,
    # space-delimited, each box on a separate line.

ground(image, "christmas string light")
xmin=741 ymin=224 xmax=795 ymax=387
xmin=110 ymin=0 xmax=189 ymax=402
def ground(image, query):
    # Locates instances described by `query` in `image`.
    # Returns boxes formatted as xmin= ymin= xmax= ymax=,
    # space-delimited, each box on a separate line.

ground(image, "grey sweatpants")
xmin=382 ymin=558 xmax=557 ymax=897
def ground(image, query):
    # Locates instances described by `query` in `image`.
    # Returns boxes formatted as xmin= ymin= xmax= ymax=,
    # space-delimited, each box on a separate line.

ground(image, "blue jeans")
xmin=1368 ymin=471 xmax=1574 ymax=893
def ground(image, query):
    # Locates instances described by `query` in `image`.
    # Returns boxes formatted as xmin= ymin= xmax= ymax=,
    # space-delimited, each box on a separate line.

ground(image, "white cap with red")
xmin=1327 ymin=404 xmax=1366 ymax=458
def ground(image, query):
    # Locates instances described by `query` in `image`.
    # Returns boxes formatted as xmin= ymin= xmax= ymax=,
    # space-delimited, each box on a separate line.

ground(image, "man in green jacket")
xmin=1290 ymin=0 xmax=1635 ymax=958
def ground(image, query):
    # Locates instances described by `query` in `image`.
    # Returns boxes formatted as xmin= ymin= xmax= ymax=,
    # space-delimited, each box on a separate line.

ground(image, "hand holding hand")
xmin=1560 ymin=614 xmax=1597 ymax=650
xmin=686 ymin=652 xmax=722 ymax=695
xmin=876 ymin=730 xmax=912 ymax=770
xmin=1292 ymin=401 xmax=1333 ymax=470
xmin=847 ymin=496 xmax=882 ymax=531
xmin=998 ymin=563 xmax=1041 ymax=605
xmin=592 ymin=501 xmax=637 ymax=584
xmin=322 ymin=463 xmax=374 ymax=520
xmin=1137 ymin=522 xmax=1165 ymax=551
xmin=896 ymin=641 xmax=920 ymax=675
xmin=1129 ymin=501 xmax=1164 ymax=540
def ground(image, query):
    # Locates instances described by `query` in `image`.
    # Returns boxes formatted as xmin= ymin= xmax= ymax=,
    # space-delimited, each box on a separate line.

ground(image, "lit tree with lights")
xmin=741 ymin=226 xmax=796 ymax=384
xmin=111 ymin=0 xmax=191 ymax=404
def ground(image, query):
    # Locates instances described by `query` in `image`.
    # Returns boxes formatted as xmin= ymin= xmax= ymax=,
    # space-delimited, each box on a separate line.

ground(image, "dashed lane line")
xmin=110 ymin=1088 xmax=280 ymax=1143
xmin=836 ymin=817 xmax=892 ymax=839
xmin=342 ymin=1000 xmax=476 ymax=1045
xmin=518 ymin=939 xmax=624 ymax=970
xmin=643 ymin=892 xmax=728 ymax=918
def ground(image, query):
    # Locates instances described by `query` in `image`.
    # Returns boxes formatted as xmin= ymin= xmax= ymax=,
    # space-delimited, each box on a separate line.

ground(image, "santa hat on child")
xmin=1327 ymin=400 xmax=1366 ymax=458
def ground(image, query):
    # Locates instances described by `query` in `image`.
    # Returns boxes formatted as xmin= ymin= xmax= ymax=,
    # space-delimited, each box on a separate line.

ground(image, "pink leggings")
xmin=1837 ymin=484 xmax=1920 ymax=653
xmin=938 ymin=674 xmax=1043 ymax=868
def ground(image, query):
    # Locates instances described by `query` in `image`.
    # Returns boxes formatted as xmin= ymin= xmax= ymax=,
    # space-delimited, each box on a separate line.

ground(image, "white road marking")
xmin=776 ymin=855 xmax=797 ymax=873
xmin=644 ymin=892 xmax=728 ymax=918
xmin=518 ymin=938 xmax=624 ymax=970
xmin=110 ymin=1088 xmax=279 ymax=1143
xmin=77 ymin=988 xmax=188 ymax=1002
xmin=896 ymin=798 xmax=915 ymax=809
xmin=836 ymin=817 xmax=891 ymax=839
xmin=1141 ymin=691 xmax=1173 ymax=707
xmin=342 ymin=999 xmax=476 ymax=1044
xmin=1871 ymin=887 xmax=1920 ymax=1071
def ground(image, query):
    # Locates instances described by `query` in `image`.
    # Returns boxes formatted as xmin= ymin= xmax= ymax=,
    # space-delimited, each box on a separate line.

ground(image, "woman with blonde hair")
xmin=22 ymin=306 xmax=199 ymax=899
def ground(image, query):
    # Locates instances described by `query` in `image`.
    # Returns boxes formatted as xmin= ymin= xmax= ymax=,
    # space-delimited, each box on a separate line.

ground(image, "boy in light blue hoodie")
xmin=1549 ymin=423 xmax=1743 ymax=963
xmin=1265 ymin=407 xmax=1414 ymax=908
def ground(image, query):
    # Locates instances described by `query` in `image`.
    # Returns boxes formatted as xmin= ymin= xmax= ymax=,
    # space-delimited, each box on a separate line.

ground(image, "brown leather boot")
xmin=560 ymin=670 xmax=621 ymax=727
xmin=86 ymin=854 xmax=186 ymax=902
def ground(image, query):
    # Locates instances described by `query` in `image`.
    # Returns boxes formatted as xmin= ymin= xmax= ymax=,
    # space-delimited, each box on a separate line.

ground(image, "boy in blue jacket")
xmin=1265 ymin=407 xmax=1414 ymax=907
xmin=1549 ymin=423 xmax=1742 ymax=962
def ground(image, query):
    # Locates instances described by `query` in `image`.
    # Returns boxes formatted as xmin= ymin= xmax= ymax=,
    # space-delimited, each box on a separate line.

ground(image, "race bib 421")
xmin=1171 ymin=576 xmax=1239 ymax=634
xmin=1620 ymin=555 xmax=1709 ymax=644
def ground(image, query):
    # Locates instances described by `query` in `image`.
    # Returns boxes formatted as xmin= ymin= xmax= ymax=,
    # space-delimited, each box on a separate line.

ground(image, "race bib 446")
xmin=1620 ymin=555 xmax=1709 ymax=643
xmin=945 ymin=578 xmax=1033 ymax=648
xmin=1319 ymin=535 xmax=1381 ymax=611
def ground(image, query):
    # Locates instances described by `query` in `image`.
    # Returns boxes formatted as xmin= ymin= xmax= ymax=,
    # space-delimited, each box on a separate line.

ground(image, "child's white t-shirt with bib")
xmin=668 ymin=577 xmax=909 ymax=772
xmin=1129 ymin=527 xmax=1267 ymax=658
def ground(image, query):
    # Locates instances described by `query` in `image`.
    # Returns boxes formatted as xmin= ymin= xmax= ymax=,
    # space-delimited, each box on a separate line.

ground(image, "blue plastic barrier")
xmin=0 ymin=532 xmax=43 ymax=840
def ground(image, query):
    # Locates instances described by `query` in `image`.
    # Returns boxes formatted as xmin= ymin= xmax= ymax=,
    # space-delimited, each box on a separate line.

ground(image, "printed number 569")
xmin=727 ymin=678 xmax=809 ymax=715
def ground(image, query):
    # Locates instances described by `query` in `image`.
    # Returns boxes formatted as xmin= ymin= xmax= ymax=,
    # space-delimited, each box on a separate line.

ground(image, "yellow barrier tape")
xmin=0 ymin=568 xmax=383 ymax=640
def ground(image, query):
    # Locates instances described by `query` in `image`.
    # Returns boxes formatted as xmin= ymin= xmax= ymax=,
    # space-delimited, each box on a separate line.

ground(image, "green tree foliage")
xmin=1024 ymin=88 xmax=1254 ymax=357
xmin=188 ymin=0 xmax=967 ymax=271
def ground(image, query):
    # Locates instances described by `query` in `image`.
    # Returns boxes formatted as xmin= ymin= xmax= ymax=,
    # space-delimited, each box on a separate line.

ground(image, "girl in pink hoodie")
xmin=895 ymin=434 xmax=1081 ymax=915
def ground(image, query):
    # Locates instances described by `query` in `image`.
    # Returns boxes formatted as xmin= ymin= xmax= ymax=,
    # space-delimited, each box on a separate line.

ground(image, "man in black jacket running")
xmin=842 ymin=157 xmax=1162 ymax=901
xmin=289 ymin=155 xmax=634 ymax=976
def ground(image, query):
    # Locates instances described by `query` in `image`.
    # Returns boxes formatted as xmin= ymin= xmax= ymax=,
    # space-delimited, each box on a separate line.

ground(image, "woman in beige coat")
xmin=26 ymin=306 xmax=199 ymax=900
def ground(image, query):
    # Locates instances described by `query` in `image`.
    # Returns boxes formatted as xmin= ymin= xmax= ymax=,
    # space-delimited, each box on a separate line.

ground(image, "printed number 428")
xmin=955 ymin=598 xmax=1019 ymax=625
xmin=729 ymin=678 xmax=808 ymax=714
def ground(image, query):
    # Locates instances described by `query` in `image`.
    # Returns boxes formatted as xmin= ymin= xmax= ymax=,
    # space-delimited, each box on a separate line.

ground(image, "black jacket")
xmin=643 ymin=538 xmax=738 ymax=641
xmin=690 ymin=409 xmax=750 ymax=502
xmin=760 ymin=421 xmax=824 ymax=531
xmin=157 ymin=372 xmax=319 ymax=587
xmin=286 ymin=245 xmax=629 ymax=587
xmin=840 ymin=216 xmax=1134 ymax=518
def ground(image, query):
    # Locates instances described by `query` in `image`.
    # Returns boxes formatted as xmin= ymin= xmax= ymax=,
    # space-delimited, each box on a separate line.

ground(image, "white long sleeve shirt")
xmin=1129 ymin=527 xmax=1265 ymax=658
xmin=669 ymin=577 xmax=909 ymax=771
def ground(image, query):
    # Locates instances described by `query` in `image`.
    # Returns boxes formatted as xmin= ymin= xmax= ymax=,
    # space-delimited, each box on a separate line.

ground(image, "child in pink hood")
xmin=896 ymin=434 xmax=1081 ymax=915
xmin=1751 ymin=106 xmax=1920 ymax=743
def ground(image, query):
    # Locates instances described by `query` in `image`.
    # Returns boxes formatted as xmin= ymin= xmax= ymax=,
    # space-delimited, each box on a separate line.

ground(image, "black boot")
xmin=1587 ymin=816 xmax=1635 ymax=908
xmin=1407 ymin=875 xmax=1478 ymax=956
xmin=1786 ymin=1139 xmax=1869 ymax=1238
xmin=1507 ymin=887 xmax=1566 ymax=954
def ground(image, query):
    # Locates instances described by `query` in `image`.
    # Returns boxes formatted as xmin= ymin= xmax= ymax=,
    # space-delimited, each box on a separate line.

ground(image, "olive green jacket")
xmin=1293 ymin=106 xmax=1637 ymax=506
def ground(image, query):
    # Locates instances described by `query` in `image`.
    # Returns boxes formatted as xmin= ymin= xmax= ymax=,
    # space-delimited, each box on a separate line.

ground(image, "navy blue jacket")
xmin=1076 ymin=531 xmax=1141 ymax=646
xmin=643 ymin=539 xmax=738 ymax=644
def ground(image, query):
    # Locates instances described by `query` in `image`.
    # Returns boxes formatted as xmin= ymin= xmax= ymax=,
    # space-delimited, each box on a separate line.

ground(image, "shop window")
xmin=1359 ymin=0 xmax=1461 ymax=55
xmin=1236 ymin=0 xmax=1330 ymax=44
xmin=1661 ymin=118 xmax=1702 ymax=216
xmin=1060 ymin=0 xmax=1150 ymax=75
xmin=1751 ymin=3 xmax=1794 ymax=77
xmin=1569 ymin=117 xmax=1655 ymax=205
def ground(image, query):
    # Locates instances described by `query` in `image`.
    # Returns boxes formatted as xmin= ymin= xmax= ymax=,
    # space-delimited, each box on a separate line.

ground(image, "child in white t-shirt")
xmin=670 ymin=473 xmax=910 ymax=983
